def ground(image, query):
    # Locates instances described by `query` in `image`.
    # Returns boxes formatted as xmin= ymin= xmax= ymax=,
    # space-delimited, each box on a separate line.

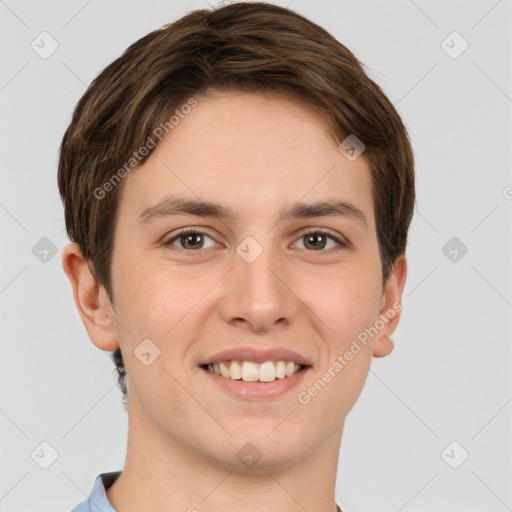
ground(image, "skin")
xmin=62 ymin=90 xmax=407 ymax=512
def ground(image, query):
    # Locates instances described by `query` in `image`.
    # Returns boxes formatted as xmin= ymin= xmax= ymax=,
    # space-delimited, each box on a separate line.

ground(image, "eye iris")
xmin=304 ymin=233 xmax=326 ymax=250
xmin=170 ymin=231 xmax=337 ymax=251
xmin=181 ymin=233 xmax=203 ymax=249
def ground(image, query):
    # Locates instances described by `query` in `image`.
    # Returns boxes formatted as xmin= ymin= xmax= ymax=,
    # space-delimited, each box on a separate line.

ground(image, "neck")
xmin=107 ymin=397 xmax=344 ymax=512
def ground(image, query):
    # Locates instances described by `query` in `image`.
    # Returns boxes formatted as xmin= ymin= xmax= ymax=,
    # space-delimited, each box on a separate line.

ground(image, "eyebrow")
xmin=136 ymin=196 xmax=368 ymax=231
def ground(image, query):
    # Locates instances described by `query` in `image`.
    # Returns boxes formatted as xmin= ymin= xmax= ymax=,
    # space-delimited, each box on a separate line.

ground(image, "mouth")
xmin=200 ymin=360 xmax=309 ymax=383
xmin=197 ymin=347 xmax=312 ymax=399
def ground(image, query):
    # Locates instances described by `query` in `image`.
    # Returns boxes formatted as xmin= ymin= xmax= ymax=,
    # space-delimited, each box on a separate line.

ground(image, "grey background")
xmin=1 ymin=0 xmax=511 ymax=511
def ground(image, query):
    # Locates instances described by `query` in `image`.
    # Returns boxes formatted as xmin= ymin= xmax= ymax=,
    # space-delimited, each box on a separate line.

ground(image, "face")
xmin=64 ymin=90 xmax=406 ymax=470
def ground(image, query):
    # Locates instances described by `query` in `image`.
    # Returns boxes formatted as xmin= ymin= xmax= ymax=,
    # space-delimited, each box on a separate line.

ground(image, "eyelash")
xmin=163 ymin=227 xmax=347 ymax=252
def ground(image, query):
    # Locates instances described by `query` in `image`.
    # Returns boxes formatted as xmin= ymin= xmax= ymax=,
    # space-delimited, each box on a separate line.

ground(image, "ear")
xmin=61 ymin=242 xmax=119 ymax=351
xmin=372 ymin=254 xmax=408 ymax=358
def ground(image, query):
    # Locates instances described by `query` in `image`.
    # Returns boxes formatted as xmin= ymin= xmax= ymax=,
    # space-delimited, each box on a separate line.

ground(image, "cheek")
xmin=114 ymin=263 xmax=222 ymax=376
xmin=134 ymin=277 xmax=192 ymax=344
xmin=113 ymin=256 xmax=195 ymax=330
xmin=309 ymin=265 xmax=382 ymax=348
xmin=112 ymin=266 xmax=205 ymax=415
xmin=298 ymin=282 xmax=378 ymax=423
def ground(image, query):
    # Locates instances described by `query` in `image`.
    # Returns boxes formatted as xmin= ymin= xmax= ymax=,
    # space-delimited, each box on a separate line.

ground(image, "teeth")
xmin=275 ymin=361 xmax=286 ymax=379
xmin=219 ymin=361 xmax=230 ymax=378
xmin=205 ymin=360 xmax=304 ymax=382
xmin=285 ymin=361 xmax=296 ymax=377
xmin=230 ymin=361 xmax=242 ymax=380
xmin=259 ymin=361 xmax=276 ymax=382
xmin=241 ymin=361 xmax=259 ymax=381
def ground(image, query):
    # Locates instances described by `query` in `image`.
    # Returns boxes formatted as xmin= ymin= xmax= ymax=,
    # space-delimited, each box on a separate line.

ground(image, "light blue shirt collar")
xmin=71 ymin=471 xmax=344 ymax=512
xmin=70 ymin=471 xmax=121 ymax=512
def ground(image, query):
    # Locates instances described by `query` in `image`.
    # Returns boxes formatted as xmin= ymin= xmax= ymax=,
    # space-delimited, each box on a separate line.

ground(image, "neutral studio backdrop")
xmin=1 ymin=1 xmax=511 ymax=511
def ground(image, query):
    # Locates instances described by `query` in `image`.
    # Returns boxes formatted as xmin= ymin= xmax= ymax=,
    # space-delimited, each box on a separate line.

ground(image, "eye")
xmin=164 ymin=227 xmax=347 ymax=252
xmin=164 ymin=228 xmax=217 ymax=251
xmin=292 ymin=229 xmax=346 ymax=251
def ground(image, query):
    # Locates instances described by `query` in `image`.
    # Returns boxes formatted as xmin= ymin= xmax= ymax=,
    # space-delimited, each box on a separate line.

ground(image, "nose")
xmin=219 ymin=239 xmax=299 ymax=333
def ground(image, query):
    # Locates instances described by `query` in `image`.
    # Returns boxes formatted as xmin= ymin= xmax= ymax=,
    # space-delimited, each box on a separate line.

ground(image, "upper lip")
xmin=198 ymin=347 xmax=312 ymax=367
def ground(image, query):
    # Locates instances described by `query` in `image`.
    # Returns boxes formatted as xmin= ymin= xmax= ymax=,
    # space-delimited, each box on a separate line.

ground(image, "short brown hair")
xmin=58 ymin=1 xmax=415 ymax=408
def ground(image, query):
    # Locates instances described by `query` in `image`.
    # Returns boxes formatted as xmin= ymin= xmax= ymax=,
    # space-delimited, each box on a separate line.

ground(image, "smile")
xmin=203 ymin=360 xmax=305 ymax=382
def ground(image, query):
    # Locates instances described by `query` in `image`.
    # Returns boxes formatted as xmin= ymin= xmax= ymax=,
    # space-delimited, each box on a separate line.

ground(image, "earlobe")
xmin=61 ymin=242 xmax=119 ymax=352
xmin=372 ymin=254 xmax=408 ymax=358
xmin=372 ymin=335 xmax=394 ymax=358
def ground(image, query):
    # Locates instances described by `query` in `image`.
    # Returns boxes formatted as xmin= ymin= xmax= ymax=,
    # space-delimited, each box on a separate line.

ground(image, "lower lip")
xmin=201 ymin=366 xmax=311 ymax=400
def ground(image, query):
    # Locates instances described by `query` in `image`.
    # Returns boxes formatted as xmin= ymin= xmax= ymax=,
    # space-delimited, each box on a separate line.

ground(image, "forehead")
xmin=117 ymin=91 xmax=374 ymax=228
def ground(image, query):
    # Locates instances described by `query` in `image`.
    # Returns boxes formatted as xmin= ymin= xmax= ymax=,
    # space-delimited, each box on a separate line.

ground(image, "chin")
xmin=204 ymin=425 xmax=308 ymax=470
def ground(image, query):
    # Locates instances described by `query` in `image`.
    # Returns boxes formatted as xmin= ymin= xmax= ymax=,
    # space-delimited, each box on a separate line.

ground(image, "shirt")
xmin=70 ymin=471 xmax=121 ymax=512
xmin=70 ymin=471 xmax=344 ymax=512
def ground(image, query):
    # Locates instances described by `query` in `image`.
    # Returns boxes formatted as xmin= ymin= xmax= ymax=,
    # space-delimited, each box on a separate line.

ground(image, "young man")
xmin=59 ymin=2 xmax=414 ymax=511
